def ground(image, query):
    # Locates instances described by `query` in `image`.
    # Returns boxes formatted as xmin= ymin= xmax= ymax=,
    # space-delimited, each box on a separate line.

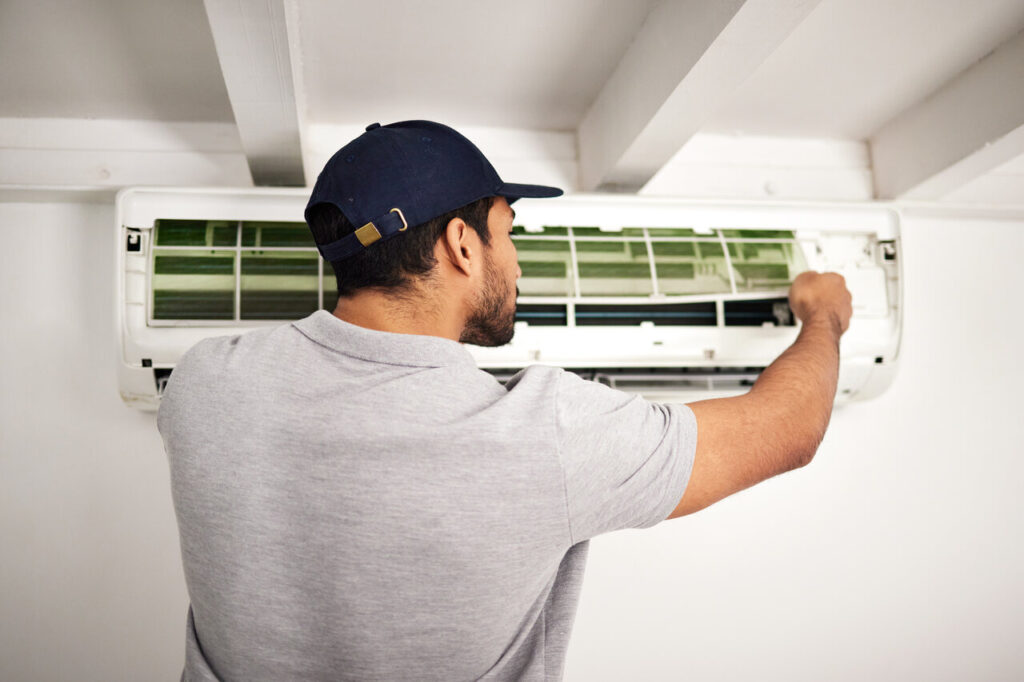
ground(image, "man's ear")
xmin=439 ymin=217 xmax=476 ymax=277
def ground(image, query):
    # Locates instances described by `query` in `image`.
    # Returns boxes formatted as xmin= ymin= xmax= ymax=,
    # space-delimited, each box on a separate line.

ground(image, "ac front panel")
xmin=116 ymin=188 xmax=903 ymax=410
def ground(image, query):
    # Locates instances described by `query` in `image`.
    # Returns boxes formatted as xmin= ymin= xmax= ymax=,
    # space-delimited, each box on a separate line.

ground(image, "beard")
xmin=459 ymin=254 xmax=517 ymax=347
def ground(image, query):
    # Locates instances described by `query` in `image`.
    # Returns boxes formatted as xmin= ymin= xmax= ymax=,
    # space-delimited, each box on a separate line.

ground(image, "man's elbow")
xmin=788 ymin=425 xmax=827 ymax=470
xmin=791 ymin=444 xmax=817 ymax=470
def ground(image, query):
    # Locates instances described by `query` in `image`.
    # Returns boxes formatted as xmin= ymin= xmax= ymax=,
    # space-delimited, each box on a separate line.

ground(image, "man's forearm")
xmin=670 ymin=274 xmax=850 ymax=518
xmin=748 ymin=312 xmax=843 ymax=467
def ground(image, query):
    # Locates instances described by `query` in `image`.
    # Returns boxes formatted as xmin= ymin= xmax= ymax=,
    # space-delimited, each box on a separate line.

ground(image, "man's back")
xmin=158 ymin=310 xmax=696 ymax=681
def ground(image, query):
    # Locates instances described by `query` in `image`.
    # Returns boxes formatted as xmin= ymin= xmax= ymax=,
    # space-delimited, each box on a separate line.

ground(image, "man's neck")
xmin=332 ymin=289 xmax=463 ymax=342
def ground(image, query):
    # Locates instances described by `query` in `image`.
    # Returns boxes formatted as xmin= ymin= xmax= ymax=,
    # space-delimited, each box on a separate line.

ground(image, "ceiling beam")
xmin=576 ymin=0 xmax=822 ymax=192
xmin=871 ymin=28 xmax=1024 ymax=200
xmin=203 ymin=0 xmax=306 ymax=186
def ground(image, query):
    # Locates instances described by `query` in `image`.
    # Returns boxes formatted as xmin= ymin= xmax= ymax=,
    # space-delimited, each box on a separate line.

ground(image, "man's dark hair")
xmin=307 ymin=196 xmax=496 ymax=297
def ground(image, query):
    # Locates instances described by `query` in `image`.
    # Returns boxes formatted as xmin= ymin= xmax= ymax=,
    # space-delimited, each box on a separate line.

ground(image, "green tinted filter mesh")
xmin=242 ymin=221 xmax=315 ymax=248
xmin=154 ymin=290 xmax=234 ymax=320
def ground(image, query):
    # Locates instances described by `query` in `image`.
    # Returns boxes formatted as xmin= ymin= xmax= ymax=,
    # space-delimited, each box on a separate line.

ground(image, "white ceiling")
xmin=1 ymin=0 xmax=1022 ymax=203
xmin=296 ymin=0 xmax=658 ymax=131
xmin=706 ymin=0 xmax=1024 ymax=139
xmin=0 ymin=0 xmax=233 ymax=121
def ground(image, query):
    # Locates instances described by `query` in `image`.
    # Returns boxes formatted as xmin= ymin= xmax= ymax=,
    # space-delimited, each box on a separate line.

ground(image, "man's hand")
xmin=788 ymin=271 xmax=853 ymax=335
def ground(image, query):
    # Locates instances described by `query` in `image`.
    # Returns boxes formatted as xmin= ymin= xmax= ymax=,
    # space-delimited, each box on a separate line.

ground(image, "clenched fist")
xmin=788 ymin=271 xmax=853 ymax=335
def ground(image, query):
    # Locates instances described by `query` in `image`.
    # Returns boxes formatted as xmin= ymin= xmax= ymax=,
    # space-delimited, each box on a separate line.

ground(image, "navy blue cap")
xmin=305 ymin=120 xmax=563 ymax=264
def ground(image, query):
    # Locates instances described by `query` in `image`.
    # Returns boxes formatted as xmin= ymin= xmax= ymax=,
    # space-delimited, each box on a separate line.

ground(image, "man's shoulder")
xmin=505 ymin=364 xmax=635 ymax=403
xmin=158 ymin=324 xmax=293 ymax=424
xmin=499 ymin=364 xmax=639 ymax=418
xmin=501 ymin=363 xmax=565 ymax=392
xmin=178 ymin=323 xmax=290 ymax=367
xmin=165 ymin=324 xmax=298 ymax=401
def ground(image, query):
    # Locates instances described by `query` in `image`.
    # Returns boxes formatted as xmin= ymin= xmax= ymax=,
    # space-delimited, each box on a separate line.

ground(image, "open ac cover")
xmin=116 ymin=188 xmax=902 ymax=410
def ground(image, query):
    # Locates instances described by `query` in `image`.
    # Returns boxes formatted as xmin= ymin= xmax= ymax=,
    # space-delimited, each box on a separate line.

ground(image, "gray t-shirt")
xmin=158 ymin=310 xmax=696 ymax=681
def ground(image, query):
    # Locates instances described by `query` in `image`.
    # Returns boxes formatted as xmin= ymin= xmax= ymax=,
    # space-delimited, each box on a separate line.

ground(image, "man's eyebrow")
xmin=510 ymin=207 xmax=516 ymax=220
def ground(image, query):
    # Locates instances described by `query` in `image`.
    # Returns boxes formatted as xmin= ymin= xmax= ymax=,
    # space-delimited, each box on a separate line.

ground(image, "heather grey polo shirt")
xmin=157 ymin=310 xmax=696 ymax=681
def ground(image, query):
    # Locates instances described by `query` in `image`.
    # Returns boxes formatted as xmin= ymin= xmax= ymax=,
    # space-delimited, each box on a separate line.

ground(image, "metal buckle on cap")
xmin=353 ymin=208 xmax=407 ymax=248
xmin=354 ymin=222 xmax=381 ymax=247
xmin=391 ymin=207 xmax=408 ymax=231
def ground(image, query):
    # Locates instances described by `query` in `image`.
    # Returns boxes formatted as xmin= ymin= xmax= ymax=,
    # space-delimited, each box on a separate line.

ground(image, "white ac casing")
xmin=116 ymin=187 xmax=902 ymax=410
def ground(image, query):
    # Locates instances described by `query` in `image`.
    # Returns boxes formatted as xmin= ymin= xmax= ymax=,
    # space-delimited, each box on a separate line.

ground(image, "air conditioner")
xmin=116 ymin=188 xmax=902 ymax=410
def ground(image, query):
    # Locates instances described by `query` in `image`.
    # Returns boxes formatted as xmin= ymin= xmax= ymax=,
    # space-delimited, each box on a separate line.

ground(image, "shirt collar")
xmin=292 ymin=310 xmax=478 ymax=369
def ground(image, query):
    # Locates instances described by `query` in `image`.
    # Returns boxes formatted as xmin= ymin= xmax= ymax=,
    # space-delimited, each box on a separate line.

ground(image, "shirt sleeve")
xmin=554 ymin=369 xmax=697 ymax=543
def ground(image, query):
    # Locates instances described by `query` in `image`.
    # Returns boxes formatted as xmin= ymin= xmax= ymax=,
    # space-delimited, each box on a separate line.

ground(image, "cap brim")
xmin=496 ymin=182 xmax=564 ymax=202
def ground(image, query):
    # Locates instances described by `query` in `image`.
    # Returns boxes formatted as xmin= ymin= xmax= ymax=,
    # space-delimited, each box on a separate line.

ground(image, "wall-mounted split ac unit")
xmin=116 ymin=188 xmax=902 ymax=410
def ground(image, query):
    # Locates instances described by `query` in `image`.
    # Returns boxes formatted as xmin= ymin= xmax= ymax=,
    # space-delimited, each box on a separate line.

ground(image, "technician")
xmin=158 ymin=120 xmax=853 ymax=681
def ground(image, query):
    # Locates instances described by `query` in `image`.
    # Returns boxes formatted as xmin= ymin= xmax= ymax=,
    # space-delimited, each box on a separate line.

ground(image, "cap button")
xmin=365 ymin=122 xmax=381 ymax=131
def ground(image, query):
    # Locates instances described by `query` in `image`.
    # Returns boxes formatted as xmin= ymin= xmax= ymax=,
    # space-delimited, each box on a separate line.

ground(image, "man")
xmin=158 ymin=120 xmax=852 ymax=681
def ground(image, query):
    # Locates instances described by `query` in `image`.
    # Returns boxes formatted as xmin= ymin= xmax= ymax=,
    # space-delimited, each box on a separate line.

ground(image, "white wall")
xmin=1 ymin=199 xmax=1022 ymax=680
xmin=0 ymin=201 xmax=187 ymax=680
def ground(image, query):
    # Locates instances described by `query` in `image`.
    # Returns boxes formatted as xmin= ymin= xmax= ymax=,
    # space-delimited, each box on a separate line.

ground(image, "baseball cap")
xmin=305 ymin=120 xmax=563 ymax=264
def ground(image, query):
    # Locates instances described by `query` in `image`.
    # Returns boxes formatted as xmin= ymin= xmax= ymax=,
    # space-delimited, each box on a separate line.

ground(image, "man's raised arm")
xmin=667 ymin=272 xmax=853 ymax=519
